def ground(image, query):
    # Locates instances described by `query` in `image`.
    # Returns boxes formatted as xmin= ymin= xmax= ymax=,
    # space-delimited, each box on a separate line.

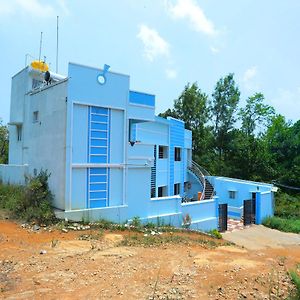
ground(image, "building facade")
xmin=0 ymin=62 xmax=275 ymax=230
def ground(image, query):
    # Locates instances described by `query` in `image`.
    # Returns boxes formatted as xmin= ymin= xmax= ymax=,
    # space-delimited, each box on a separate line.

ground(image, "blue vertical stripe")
xmin=168 ymin=118 xmax=184 ymax=197
xmin=86 ymin=105 xmax=110 ymax=208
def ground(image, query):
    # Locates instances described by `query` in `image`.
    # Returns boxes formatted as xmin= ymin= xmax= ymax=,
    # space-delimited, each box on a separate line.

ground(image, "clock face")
xmin=97 ymin=74 xmax=106 ymax=85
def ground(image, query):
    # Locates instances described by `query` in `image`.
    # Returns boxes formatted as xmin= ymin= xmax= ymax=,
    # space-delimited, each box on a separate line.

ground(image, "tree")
xmin=0 ymin=119 xmax=8 ymax=164
xmin=228 ymin=93 xmax=276 ymax=180
xmin=211 ymin=73 xmax=240 ymax=173
xmin=264 ymin=116 xmax=300 ymax=187
xmin=239 ymin=93 xmax=275 ymax=137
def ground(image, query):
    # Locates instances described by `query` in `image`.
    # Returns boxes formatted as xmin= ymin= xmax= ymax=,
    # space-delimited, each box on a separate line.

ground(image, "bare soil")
xmin=1 ymin=219 xmax=300 ymax=300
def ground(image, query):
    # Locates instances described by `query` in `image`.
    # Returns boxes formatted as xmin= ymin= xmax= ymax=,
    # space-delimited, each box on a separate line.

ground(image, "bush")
xmin=274 ymin=192 xmax=300 ymax=219
xmin=131 ymin=216 xmax=142 ymax=229
xmin=0 ymin=170 xmax=55 ymax=223
xmin=262 ymin=216 xmax=300 ymax=234
xmin=0 ymin=183 xmax=23 ymax=210
xmin=182 ymin=213 xmax=192 ymax=229
xmin=289 ymin=269 xmax=300 ymax=299
xmin=208 ymin=229 xmax=222 ymax=239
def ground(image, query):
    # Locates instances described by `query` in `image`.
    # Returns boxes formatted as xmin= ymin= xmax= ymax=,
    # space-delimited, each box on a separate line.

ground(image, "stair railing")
xmin=188 ymin=160 xmax=206 ymax=200
xmin=187 ymin=160 xmax=213 ymax=201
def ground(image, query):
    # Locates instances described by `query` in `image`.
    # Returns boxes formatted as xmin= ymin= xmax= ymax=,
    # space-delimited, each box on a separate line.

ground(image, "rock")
xmin=62 ymin=228 xmax=68 ymax=233
xmin=32 ymin=224 xmax=40 ymax=231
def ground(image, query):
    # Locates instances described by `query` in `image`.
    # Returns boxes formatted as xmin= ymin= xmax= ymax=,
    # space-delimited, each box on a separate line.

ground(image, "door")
xmin=218 ymin=203 xmax=228 ymax=232
xmin=243 ymin=197 xmax=256 ymax=226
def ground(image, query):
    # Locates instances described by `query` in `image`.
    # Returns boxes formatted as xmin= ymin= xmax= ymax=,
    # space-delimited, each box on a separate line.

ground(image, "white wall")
xmin=23 ymin=81 xmax=68 ymax=209
xmin=7 ymin=68 xmax=68 ymax=210
xmin=0 ymin=164 xmax=29 ymax=185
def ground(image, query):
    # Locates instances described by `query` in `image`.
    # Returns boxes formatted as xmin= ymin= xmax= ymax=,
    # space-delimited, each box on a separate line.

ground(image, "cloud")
xmin=0 ymin=1 xmax=14 ymax=15
xmin=243 ymin=66 xmax=259 ymax=91
xmin=56 ymin=0 xmax=70 ymax=16
xmin=16 ymin=0 xmax=54 ymax=17
xmin=165 ymin=0 xmax=217 ymax=36
xmin=0 ymin=0 xmax=68 ymax=17
xmin=137 ymin=24 xmax=170 ymax=62
xmin=165 ymin=68 xmax=177 ymax=79
xmin=210 ymin=46 xmax=220 ymax=54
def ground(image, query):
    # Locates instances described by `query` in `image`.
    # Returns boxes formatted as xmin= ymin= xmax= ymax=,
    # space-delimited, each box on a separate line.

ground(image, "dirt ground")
xmin=1 ymin=219 xmax=300 ymax=300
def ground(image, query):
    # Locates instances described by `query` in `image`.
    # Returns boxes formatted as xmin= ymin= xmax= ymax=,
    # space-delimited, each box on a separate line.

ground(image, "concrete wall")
xmin=8 ymin=66 xmax=68 ymax=209
xmin=256 ymin=191 xmax=274 ymax=224
xmin=0 ymin=164 xmax=29 ymax=185
xmin=23 ymin=81 xmax=68 ymax=209
xmin=9 ymin=68 xmax=32 ymax=165
xmin=212 ymin=176 xmax=273 ymax=207
xmin=210 ymin=176 xmax=274 ymax=221
xmin=67 ymin=63 xmax=130 ymax=212
xmin=186 ymin=171 xmax=203 ymax=200
xmin=181 ymin=200 xmax=218 ymax=231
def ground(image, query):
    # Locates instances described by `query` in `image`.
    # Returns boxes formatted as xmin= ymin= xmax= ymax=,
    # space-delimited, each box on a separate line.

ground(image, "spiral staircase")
xmin=187 ymin=160 xmax=214 ymax=201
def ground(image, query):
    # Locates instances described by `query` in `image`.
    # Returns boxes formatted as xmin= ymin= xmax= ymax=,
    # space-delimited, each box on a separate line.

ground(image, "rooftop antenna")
xmin=56 ymin=16 xmax=59 ymax=73
xmin=39 ymin=32 xmax=43 ymax=62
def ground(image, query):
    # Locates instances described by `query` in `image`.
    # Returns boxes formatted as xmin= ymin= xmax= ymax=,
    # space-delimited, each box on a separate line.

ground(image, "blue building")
xmin=0 ymin=62 xmax=276 ymax=231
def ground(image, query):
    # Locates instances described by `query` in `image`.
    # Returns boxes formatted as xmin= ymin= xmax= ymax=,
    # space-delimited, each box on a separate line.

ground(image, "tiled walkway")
xmin=226 ymin=218 xmax=251 ymax=232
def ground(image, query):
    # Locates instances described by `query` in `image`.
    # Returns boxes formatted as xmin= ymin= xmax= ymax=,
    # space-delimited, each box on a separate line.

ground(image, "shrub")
xmin=289 ymin=269 xmax=300 ymax=299
xmin=131 ymin=216 xmax=142 ymax=229
xmin=0 ymin=170 xmax=55 ymax=223
xmin=0 ymin=183 xmax=23 ymax=210
xmin=274 ymin=191 xmax=300 ymax=219
xmin=182 ymin=213 xmax=192 ymax=229
xmin=208 ymin=229 xmax=222 ymax=239
xmin=263 ymin=216 xmax=300 ymax=234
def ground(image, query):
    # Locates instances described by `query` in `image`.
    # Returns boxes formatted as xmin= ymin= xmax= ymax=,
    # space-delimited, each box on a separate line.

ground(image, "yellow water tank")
xmin=30 ymin=60 xmax=49 ymax=72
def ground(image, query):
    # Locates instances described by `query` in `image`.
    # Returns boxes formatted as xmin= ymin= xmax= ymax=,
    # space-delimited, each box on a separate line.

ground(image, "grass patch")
xmin=0 ymin=183 xmax=23 ymax=210
xmin=262 ymin=216 xmax=300 ymax=234
xmin=119 ymin=232 xmax=223 ymax=248
xmin=288 ymin=269 xmax=300 ymax=300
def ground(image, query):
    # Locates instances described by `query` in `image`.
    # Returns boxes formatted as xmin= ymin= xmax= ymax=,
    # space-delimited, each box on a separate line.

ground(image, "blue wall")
xmin=68 ymin=63 xmax=129 ymax=109
xmin=211 ymin=176 xmax=274 ymax=221
xmin=67 ymin=63 xmax=128 ymax=211
xmin=129 ymin=91 xmax=155 ymax=107
xmin=168 ymin=117 xmax=185 ymax=196
xmin=63 ymin=62 xmax=217 ymax=231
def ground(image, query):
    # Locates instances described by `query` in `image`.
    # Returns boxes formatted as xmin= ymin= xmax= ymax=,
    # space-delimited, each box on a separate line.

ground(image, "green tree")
xmin=229 ymin=93 xmax=276 ymax=180
xmin=211 ymin=73 xmax=240 ymax=173
xmin=239 ymin=93 xmax=275 ymax=137
xmin=0 ymin=119 xmax=8 ymax=164
xmin=265 ymin=116 xmax=300 ymax=187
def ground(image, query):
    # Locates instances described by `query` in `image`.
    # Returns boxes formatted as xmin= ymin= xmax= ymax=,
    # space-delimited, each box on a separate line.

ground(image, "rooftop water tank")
xmin=30 ymin=60 xmax=49 ymax=72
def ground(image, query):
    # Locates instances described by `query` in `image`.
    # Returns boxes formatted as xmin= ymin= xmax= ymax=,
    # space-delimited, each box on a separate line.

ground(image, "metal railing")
xmin=187 ymin=160 xmax=213 ymax=201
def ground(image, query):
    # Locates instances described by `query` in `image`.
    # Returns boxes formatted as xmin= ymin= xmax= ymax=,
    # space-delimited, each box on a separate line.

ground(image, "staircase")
xmin=188 ymin=160 xmax=214 ymax=201
xmin=204 ymin=178 xmax=214 ymax=200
